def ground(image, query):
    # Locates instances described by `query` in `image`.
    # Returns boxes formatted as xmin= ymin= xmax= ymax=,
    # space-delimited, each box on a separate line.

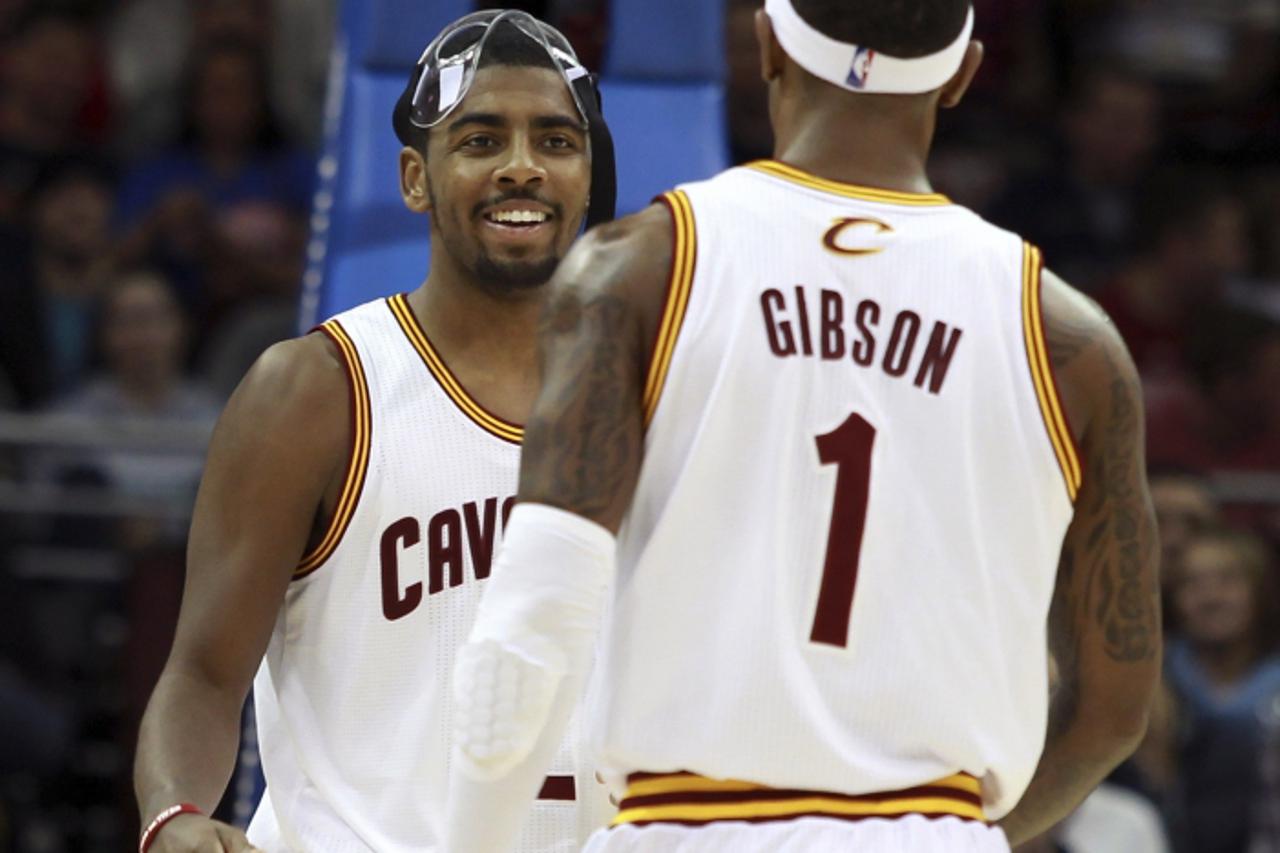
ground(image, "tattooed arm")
xmin=998 ymin=270 xmax=1161 ymax=846
xmin=444 ymin=206 xmax=674 ymax=853
xmin=516 ymin=202 xmax=675 ymax=529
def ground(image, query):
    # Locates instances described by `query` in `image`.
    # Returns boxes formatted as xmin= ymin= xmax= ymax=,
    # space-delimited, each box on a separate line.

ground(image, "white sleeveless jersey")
xmin=247 ymin=294 xmax=613 ymax=852
xmin=590 ymin=162 xmax=1082 ymax=822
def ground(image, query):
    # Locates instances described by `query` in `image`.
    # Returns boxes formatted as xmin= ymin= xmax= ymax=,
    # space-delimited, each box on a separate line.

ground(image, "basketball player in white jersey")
xmin=445 ymin=1 xmax=1161 ymax=851
xmin=132 ymin=12 xmax=618 ymax=852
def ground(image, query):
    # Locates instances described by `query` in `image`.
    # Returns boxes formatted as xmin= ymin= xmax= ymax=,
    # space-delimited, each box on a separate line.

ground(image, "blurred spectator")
xmin=1129 ymin=681 xmax=1190 ymax=845
xmin=1099 ymin=178 xmax=1250 ymax=378
xmin=108 ymin=0 xmax=335 ymax=155
xmin=1186 ymin=312 xmax=1280 ymax=470
xmin=1256 ymin=689 xmax=1280 ymax=852
xmin=966 ymin=0 xmax=1055 ymax=112
xmin=1167 ymin=527 xmax=1280 ymax=853
xmin=42 ymin=271 xmax=218 ymax=548
xmin=0 ymin=0 xmax=31 ymax=37
xmin=1086 ymin=0 xmax=1280 ymax=164
xmin=114 ymin=36 xmax=312 ymax=337
xmin=987 ymin=65 xmax=1161 ymax=291
xmin=0 ymin=158 xmax=116 ymax=408
xmin=1151 ymin=470 xmax=1220 ymax=581
xmin=0 ymin=6 xmax=109 ymax=225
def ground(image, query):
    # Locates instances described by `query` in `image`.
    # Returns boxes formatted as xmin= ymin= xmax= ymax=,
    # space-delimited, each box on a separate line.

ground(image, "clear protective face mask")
xmin=408 ymin=10 xmax=591 ymax=130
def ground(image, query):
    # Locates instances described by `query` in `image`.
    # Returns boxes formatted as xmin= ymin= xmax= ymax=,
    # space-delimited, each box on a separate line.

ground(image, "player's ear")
xmin=400 ymin=146 xmax=432 ymax=214
xmin=939 ymin=41 xmax=984 ymax=109
xmin=755 ymin=9 xmax=784 ymax=83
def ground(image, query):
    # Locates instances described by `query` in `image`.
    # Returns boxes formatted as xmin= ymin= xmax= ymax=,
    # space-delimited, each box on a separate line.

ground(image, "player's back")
xmin=593 ymin=162 xmax=1079 ymax=824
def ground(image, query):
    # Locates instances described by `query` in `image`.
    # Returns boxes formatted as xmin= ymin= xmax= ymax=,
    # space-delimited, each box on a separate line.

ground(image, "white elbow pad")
xmin=451 ymin=503 xmax=615 ymax=781
xmin=453 ymin=639 xmax=564 ymax=779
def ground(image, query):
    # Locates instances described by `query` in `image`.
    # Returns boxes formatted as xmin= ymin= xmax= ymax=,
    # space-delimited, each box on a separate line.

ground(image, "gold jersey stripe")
xmin=296 ymin=320 xmax=373 ymax=577
xmin=387 ymin=294 xmax=523 ymax=444
xmin=624 ymin=771 xmax=981 ymax=800
xmin=625 ymin=776 xmax=768 ymax=798
xmin=1021 ymin=244 xmax=1082 ymax=501
xmin=642 ymin=190 xmax=697 ymax=425
xmin=613 ymin=794 xmax=987 ymax=826
xmin=747 ymin=160 xmax=951 ymax=207
xmin=611 ymin=771 xmax=987 ymax=827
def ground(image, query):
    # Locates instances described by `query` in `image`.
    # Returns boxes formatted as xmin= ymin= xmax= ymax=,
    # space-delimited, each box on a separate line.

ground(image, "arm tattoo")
xmin=1040 ymin=313 xmax=1159 ymax=768
xmin=519 ymin=287 xmax=644 ymax=524
xmin=1047 ymin=315 xmax=1159 ymax=677
xmin=1092 ymin=347 xmax=1159 ymax=663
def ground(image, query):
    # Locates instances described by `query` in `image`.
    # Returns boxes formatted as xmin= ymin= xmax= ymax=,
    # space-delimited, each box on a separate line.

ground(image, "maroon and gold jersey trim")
xmin=643 ymin=190 xmax=698 ymax=426
xmin=748 ymin=160 xmax=951 ymax=207
xmin=386 ymin=293 xmax=524 ymax=445
xmin=295 ymin=320 xmax=373 ymax=579
xmin=610 ymin=771 xmax=987 ymax=828
xmin=1021 ymin=243 xmax=1082 ymax=502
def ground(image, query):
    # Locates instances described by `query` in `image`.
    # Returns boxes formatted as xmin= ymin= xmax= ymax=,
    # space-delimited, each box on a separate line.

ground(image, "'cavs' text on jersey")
xmin=381 ymin=495 xmax=516 ymax=621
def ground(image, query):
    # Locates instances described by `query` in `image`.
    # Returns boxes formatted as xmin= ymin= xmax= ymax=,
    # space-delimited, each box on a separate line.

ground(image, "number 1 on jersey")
xmin=811 ymin=413 xmax=876 ymax=648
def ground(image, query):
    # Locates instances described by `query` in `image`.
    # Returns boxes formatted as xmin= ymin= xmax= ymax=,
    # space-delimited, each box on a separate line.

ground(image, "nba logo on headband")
xmin=847 ymin=46 xmax=876 ymax=89
xmin=765 ymin=0 xmax=974 ymax=95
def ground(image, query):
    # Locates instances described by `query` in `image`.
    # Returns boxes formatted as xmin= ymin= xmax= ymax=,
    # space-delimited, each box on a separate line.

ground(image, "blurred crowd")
xmin=0 ymin=0 xmax=1276 ymax=851
xmin=0 ymin=1 xmax=334 ymax=849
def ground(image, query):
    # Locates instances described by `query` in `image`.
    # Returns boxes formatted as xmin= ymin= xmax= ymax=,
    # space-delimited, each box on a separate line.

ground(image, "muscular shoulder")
xmin=559 ymin=204 xmax=673 ymax=300
xmin=549 ymin=204 xmax=676 ymax=358
xmin=1040 ymin=269 xmax=1141 ymax=450
xmin=219 ymin=331 xmax=349 ymax=458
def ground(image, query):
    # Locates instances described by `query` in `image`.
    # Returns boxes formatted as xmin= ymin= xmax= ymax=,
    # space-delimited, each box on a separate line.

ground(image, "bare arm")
xmin=134 ymin=333 xmax=348 ymax=851
xmin=998 ymin=270 xmax=1161 ymax=845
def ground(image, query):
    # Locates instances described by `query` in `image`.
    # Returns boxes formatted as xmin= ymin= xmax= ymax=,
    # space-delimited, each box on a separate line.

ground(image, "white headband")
xmin=764 ymin=0 xmax=975 ymax=95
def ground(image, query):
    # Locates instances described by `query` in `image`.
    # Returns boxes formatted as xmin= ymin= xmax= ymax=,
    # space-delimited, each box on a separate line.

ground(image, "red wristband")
xmin=139 ymin=803 xmax=202 ymax=853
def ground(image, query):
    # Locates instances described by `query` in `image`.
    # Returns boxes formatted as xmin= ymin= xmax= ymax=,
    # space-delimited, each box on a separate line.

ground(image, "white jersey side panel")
xmin=591 ymin=164 xmax=1077 ymax=820
xmin=247 ymin=295 xmax=613 ymax=852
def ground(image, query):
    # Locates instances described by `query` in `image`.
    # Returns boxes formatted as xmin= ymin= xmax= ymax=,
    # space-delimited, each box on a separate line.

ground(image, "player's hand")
xmin=148 ymin=813 xmax=264 ymax=852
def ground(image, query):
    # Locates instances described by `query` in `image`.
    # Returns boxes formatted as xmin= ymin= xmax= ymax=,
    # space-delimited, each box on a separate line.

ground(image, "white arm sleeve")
xmin=445 ymin=503 xmax=616 ymax=853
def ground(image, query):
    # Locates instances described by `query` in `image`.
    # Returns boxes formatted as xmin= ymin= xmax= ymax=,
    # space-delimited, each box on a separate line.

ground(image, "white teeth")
xmin=489 ymin=210 xmax=548 ymax=224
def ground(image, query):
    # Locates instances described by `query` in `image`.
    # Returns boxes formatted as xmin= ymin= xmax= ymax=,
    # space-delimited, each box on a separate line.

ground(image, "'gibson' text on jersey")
xmin=760 ymin=285 xmax=964 ymax=395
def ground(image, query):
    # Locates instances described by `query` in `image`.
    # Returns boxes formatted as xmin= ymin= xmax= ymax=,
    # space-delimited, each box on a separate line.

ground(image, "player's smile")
xmin=477 ymin=197 xmax=558 ymax=248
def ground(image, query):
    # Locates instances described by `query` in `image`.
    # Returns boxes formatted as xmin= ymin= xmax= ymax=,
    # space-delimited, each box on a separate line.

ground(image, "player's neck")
xmin=407 ymin=273 xmax=543 ymax=378
xmin=772 ymin=97 xmax=937 ymax=195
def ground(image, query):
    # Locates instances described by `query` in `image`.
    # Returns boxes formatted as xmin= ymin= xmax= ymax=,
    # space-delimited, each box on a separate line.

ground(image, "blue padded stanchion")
xmin=600 ymin=80 xmax=729 ymax=216
xmin=606 ymin=0 xmax=725 ymax=81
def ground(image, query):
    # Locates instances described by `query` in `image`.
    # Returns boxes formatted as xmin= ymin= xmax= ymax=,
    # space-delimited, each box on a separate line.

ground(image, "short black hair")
xmin=395 ymin=18 xmax=565 ymax=152
xmin=790 ymin=0 xmax=970 ymax=58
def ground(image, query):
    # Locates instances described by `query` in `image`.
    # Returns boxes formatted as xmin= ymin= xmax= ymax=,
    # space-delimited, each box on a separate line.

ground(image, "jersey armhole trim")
xmin=642 ymin=190 xmax=698 ymax=426
xmin=1021 ymin=243 xmax=1082 ymax=502
xmin=294 ymin=320 xmax=373 ymax=579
